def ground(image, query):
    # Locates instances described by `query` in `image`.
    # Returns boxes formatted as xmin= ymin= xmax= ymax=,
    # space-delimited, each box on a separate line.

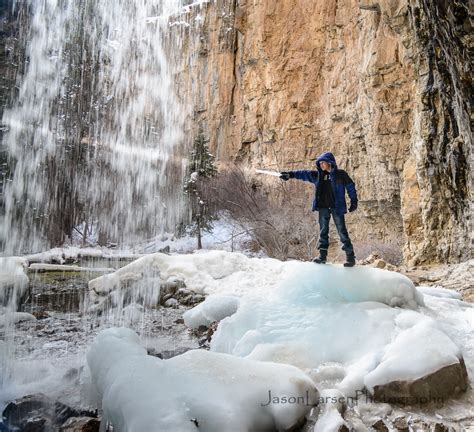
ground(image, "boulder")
xmin=371 ymin=358 xmax=468 ymax=404
xmin=2 ymin=394 xmax=97 ymax=431
xmin=3 ymin=394 xmax=69 ymax=430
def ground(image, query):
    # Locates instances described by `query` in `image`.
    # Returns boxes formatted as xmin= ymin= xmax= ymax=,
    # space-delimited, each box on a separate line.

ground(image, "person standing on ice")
xmin=280 ymin=152 xmax=358 ymax=267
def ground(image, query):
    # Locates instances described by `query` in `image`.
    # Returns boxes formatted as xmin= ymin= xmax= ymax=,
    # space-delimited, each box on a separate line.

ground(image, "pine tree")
xmin=184 ymin=132 xmax=217 ymax=249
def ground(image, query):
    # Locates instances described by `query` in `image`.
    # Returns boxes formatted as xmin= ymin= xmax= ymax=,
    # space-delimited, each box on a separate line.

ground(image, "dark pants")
xmin=317 ymin=208 xmax=354 ymax=256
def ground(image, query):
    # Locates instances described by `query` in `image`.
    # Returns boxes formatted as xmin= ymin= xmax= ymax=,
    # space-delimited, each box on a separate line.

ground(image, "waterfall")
xmin=0 ymin=0 xmax=207 ymax=397
xmin=1 ymin=0 xmax=202 ymax=254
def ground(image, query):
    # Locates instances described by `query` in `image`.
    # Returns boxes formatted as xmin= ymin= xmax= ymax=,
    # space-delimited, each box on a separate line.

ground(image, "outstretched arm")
xmin=280 ymin=170 xmax=318 ymax=183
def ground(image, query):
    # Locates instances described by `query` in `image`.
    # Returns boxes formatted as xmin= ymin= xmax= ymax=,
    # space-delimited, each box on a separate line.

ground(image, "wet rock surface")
xmin=1 ymin=394 xmax=97 ymax=432
xmin=59 ymin=416 xmax=100 ymax=432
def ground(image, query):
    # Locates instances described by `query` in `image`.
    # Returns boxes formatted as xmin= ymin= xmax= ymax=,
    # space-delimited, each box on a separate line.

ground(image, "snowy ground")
xmin=65 ymin=214 xmax=255 ymax=257
xmin=85 ymin=251 xmax=473 ymax=430
xmin=1 ymin=240 xmax=473 ymax=430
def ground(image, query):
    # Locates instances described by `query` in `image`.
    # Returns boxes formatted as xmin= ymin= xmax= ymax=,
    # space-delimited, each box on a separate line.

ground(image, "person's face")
xmin=320 ymin=161 xmax=331 ymax=172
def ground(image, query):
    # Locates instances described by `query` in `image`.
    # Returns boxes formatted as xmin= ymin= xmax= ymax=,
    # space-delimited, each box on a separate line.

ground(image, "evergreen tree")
xmin=184 ymin=132 xmax=217 ymax=249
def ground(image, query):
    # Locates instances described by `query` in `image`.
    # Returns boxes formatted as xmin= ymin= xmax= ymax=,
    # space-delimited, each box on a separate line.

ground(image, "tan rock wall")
xmin=178 ymin=0 xmax=472 ymax=265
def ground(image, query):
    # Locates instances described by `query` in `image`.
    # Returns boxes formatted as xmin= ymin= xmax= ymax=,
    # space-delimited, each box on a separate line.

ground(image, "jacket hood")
xmin=315 ymin=152 xmax=337 ymax=169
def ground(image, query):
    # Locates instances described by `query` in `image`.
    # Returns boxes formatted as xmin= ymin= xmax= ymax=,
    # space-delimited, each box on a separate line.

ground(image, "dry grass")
xmin=207 ymin=167 xmax=404 ymax=265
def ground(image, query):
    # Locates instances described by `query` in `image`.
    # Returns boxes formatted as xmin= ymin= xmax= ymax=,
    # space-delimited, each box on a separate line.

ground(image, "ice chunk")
xmin=183 ymin=295 xmax=240 ymax=329
xmin=87 ymin=328 xmax=319 ymax=431
xmin=279 ymin=263 xmax=424 ymax=309
xmin=364 ymin=319 xmax=462 ymax=390
xmin=314 ymin=408 xmax=346 ymax=432
xmin=209 ymin=260 xmax=460 ymax=398
xmin=212 ymin=299 xmax=399 ymax=370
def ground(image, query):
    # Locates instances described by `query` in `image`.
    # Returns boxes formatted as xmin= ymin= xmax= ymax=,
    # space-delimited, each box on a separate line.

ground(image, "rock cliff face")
xmin=179 ymin=0 xmax=472 ymax=265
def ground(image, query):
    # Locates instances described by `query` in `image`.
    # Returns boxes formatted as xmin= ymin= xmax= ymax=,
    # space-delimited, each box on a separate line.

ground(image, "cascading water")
xmin=0 ymin=0 xmax=209 ymax=414
xmin=1 ymin=0 xmax=197 ymax=255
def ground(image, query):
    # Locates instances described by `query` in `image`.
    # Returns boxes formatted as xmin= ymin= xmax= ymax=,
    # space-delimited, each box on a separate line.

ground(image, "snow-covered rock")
xmin=0 ymin=311 xmax=36 ymax=326
xmin=29 ymin=263 xmax=114 ymax=274
xmin=183 ymin=295 xmax=239 ymax=329
xmin=87 ymin=327 xmax=319 ymax=431
xmin=87 ymin=259 xmax=162 ymax=312
xmin=25 ymin=247 xmax=141 ymax=264
xmin=121 ymin=303 xmax=144 ymax=325
xmin=87 ymin=250 xmax=423 ymax=311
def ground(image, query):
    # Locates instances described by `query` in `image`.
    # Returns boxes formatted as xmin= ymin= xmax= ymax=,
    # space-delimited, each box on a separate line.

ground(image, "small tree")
xmin=184 ymin=132 xmax=218 ymax=249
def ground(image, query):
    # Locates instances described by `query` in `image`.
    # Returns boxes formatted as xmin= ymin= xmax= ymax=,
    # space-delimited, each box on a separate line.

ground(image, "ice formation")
xmin=183 ymin=295 xmax=240 ymax=329
xmin=84 ymin=251 xmax=468 ymax=429
xmin=87 ymin=327 xmax=319 ymax=431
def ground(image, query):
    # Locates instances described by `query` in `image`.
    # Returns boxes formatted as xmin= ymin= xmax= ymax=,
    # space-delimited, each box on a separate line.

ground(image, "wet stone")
xmin=60 ymin=416 xmax=100 ymax=432
xmin=154 ymin=347 xmax=193 ymax=359
xmin=2 ymin=394 xmax=87 ymax=431
xmin=164 ymin=298 xmax=179 ymax=308
xmin=392 ymin=416 xmax=409 ymax=431
xmin=23 ymin=271 xmax=90 ymax=313
xmin=161 ymin=293 xmax=174 ymax=303
xmin=372 ymin=419 xmax=389 ymax=432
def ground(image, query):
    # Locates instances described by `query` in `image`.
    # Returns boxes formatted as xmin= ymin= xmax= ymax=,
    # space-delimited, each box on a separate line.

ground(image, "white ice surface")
xmin=87 ymin=251 xmax=464 ymax=399
xmin=87 ymin=327 xmax=318 ymax=432
xmin=417 ymin=285 xmax=463 ymax=300
xmin=3 ymin=247 xmax=472 ymax=430
xmin=88 ymin=251 xmax=423 ymax=307
xmin=183 ymin=295 xmax=240 ymax=329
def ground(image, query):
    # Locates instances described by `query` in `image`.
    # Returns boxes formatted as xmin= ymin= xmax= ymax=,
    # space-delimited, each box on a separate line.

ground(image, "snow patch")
xmin=418 ymin=285 xmax=463 ymax=300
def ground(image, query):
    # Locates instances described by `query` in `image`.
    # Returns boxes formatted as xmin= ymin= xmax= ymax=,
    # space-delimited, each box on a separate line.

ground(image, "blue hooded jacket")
xmin=289 ymin=152 xmax=358 ymax=215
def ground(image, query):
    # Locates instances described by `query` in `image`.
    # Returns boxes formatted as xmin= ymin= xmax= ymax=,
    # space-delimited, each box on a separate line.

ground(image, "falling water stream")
xmin=0 ymin=0 xmax=208 ymax=424
xmin=1 ymin=0 xmax=198 ymax=255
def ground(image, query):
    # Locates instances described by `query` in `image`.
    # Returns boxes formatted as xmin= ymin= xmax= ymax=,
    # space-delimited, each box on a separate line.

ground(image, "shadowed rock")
xmin=372 ymin=357 xmax=468 ymax=404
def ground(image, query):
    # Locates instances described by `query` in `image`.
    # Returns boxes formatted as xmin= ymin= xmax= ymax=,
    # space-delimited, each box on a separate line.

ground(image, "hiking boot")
xmin=343 ymin=254 xmax=356 ymax=267
xmin=312 ymin=249 xmax=328 ymax=264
